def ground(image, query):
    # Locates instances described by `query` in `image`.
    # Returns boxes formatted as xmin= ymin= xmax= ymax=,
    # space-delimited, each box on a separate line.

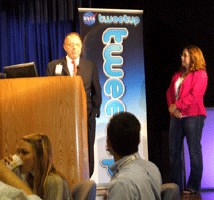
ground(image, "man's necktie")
xmin=72 ymin=60 xmax=77 ymax=76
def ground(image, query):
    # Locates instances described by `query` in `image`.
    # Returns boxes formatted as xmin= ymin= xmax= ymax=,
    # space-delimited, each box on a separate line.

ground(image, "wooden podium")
xmin=0 ymin=76 xmax=89 ymax=188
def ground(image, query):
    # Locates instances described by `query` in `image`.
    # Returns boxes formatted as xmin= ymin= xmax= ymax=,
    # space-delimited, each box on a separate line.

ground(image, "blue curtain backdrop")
xmin=0 ymin=0 xmax=91 ymax=76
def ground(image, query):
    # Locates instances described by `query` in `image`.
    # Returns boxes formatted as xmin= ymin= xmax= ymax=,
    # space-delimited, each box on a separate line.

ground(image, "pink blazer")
xmin=166 ymin=70 xmax=208 ymax=116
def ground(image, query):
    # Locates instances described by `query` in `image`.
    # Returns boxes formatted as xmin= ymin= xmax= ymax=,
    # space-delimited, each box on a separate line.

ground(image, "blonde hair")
xmin=22 ymin=133 xmax=65 ymax=198
xmin=181 ymin=45 xmax=206 ymax=74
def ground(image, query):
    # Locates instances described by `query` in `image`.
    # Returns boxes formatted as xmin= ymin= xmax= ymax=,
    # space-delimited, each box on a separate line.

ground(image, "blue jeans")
xmin=169 ymin=116 xmax=206 ymax=192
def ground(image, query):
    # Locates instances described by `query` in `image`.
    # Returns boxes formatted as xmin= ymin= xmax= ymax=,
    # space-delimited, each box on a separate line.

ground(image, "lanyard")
xmin=113 ymin=153 xmax=140 ymax=177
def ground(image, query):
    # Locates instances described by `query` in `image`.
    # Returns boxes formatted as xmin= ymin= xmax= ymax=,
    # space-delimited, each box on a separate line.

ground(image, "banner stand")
xmin=78 ymin=8 xmax=147 ymax=185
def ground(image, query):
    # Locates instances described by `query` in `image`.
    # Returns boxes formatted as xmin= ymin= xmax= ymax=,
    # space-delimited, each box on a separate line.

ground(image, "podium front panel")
xmin=0 ymin=76 xmax=89 ymax=188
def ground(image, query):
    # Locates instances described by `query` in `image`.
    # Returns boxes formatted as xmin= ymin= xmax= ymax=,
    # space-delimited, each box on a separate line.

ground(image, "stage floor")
xmin=181 ymin=190 xmax=214 ymax=200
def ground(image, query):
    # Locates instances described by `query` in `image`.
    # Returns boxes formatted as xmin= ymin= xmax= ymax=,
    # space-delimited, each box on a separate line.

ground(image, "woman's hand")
xmin=169 ymin=104 xmax=182 ymax=118
xmin=2 ymin=155 xmax=13 ymax=165
xmin=173 ymin=109 xmax=182 ymax=119
xmin=169 ymin=104 xmax=177 ymax=114
xmin=0 ymin=160 xmax=33 ymax=196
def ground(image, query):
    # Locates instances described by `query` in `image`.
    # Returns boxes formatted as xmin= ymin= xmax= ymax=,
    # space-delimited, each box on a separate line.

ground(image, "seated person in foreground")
xmin=3 ymin=133 xmax=71 ymax=200
xmin=106 ymin=112 xmax=162 ymax=200
xmin=0 ymin=160 xmax=42 ymax=200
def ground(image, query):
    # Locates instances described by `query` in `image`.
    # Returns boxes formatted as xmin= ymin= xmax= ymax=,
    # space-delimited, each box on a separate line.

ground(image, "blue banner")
xmin=78 ymin=8 xmax=147 ymax=184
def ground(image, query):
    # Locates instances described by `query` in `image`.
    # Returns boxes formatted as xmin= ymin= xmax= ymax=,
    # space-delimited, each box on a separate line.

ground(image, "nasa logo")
xmin=83 ymin=12 xmax=97 ymax=25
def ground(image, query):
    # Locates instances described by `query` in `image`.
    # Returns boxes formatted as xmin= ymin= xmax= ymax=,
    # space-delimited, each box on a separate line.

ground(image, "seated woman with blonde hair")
xmin=3 ymin=133 xmax=71 ymax=200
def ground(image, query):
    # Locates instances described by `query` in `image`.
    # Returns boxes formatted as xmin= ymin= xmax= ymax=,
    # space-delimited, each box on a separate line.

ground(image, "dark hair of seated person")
xmin=107 ymin=112 xmax=141 ymax=156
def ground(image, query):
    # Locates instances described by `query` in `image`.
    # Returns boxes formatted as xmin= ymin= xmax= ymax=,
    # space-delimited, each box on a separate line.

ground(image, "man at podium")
xmin=46 ymin=32 xmax=102 ymax=177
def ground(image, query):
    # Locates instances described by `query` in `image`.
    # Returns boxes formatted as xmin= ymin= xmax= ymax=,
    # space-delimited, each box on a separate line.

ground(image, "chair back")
xmin=161 ymin=183 xmax=180 ymax=200
xmin=71 ymin=180 xmax=96 ymax=200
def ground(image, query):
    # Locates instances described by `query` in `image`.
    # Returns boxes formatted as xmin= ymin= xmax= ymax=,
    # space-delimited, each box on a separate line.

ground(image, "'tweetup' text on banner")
xmin=78 ymin=8 xmax=147 ymax=184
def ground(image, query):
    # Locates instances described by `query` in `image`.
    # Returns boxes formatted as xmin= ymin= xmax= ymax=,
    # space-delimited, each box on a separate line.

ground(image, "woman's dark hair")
xmin=181 ymin=45 xmax=206 ymax=74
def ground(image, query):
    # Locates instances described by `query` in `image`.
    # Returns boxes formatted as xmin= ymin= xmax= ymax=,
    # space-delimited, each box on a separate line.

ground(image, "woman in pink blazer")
xmin=166 ymin=45 xmax=208 ymax=195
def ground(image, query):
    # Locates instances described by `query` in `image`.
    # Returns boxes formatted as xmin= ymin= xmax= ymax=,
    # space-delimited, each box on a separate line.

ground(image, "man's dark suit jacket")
xmin=46 ymin=56 xmax=102 ymax=118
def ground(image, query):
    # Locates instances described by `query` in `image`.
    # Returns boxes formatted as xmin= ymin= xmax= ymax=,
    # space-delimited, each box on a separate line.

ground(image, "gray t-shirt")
xmin=107 ymin=153 xmax=162 ymax=200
